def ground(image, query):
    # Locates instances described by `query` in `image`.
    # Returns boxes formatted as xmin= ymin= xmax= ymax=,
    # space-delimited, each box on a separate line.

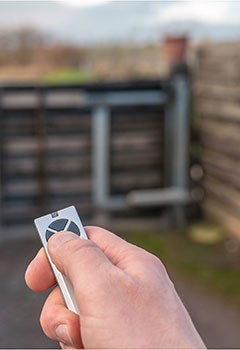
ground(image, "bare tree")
xmin=0 ymin=26 xmax=46 ymax=65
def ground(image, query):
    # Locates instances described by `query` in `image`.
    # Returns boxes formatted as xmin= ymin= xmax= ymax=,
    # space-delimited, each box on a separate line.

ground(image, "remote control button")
xmin=67 ymin=221 xmax=80 ymax=236
xmin=45 ymin=219 xmax=80 ymax=242
xmin=46 ymin=229 xmax=55 ymax=241
xmin=49 ymin=219 xmax=68 ymax=232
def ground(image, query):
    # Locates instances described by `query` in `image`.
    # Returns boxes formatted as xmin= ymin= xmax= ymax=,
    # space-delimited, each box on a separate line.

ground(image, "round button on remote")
xmin=49 ymin=219 xmax=68 ymax=232
xmin=46 ymin=229 xmax=56 ymax=241
xmin=45 ymin=219 xmax=81 ymax=241
xmin=67 ymin=221 xmax=80 ymax=236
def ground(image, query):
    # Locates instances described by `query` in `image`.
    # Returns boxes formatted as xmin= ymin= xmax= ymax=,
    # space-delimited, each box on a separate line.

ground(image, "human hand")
xmin=25 ymin=227 xmax=205 ymax=349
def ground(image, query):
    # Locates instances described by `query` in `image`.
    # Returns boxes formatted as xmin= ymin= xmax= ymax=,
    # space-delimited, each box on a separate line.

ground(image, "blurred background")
xmin=1 ymin=0 xmax=240 ymax=348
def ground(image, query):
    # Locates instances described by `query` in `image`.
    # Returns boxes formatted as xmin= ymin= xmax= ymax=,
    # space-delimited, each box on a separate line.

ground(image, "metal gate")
xmin=0 ymin=77 xmax=190 ymax=239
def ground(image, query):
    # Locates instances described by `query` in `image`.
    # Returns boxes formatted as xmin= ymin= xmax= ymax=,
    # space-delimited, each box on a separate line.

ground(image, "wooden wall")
xmin=194 ymin=42 xmax=240 ymax=239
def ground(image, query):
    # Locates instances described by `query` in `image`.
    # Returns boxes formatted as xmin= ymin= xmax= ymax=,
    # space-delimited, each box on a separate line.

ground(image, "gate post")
xmin=92 ymin=105 xmax=111 ymax=224
xmin=171 ymin=72 xmax=190 ymax=227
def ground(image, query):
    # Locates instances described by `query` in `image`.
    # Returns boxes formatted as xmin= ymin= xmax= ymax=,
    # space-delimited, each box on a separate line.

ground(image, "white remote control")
xmin=34 ymin=205 xmax=88 ymax=315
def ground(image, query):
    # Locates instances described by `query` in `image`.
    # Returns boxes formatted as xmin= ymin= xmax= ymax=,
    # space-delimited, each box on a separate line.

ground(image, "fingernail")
xmin=49 ymin=232 xmax=77 ymax=251
xmin=56 ymin=324 xmax=72 ymax=346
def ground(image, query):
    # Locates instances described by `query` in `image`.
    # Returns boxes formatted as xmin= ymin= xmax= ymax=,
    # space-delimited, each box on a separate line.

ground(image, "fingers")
xmin=25 ymin=226 xmax=144 ymax=294
xmin=48 ymin=231 xmax=117 ymax=307
xmin=40 ymin=286 xmax=83 ymax=349
xmin=84 ymin=226 xmax=140 ymax=266
xmin=25 ymin=248 xmax=56 ymax=292
xmin=85 ymin=227 xmax=157 ymax=275
xmin=25 ymin=226 xmax=130 ymax=293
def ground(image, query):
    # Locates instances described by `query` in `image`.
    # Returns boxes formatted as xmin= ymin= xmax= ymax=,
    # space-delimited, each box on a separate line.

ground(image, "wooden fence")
xmin=0 ymin=81 xmax=167 ymax=231
xmin=194 ymin=42 xmax=240 ymax=239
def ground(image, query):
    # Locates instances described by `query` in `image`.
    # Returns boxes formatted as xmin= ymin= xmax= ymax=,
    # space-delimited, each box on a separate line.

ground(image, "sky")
xmin=58 ymin=0 xmax=110 ymax=7
xmin=0 ymin=1 xmax=240 ymax=44
xmin=56 ymin=0 xmax=240 ymax=24
xmin=161 ymin=1 xmax=240 ymax=25
xmin=56 ymin=0 xmax=240 ymax=27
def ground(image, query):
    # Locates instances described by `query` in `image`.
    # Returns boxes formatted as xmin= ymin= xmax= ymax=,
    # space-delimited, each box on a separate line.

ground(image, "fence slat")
xmin=195 ymin=43 xmax=240 ymax=238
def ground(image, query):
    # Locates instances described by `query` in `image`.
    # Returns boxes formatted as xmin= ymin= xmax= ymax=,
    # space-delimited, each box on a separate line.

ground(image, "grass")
xmin=121 ymin=227 xmax=240 ymax=307
xmin=43 ymin=68 xmax=94 ymax=85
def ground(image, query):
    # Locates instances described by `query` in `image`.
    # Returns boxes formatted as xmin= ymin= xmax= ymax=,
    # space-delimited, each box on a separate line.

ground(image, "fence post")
xmin=92 ymin=105 xmax=111 ymax=223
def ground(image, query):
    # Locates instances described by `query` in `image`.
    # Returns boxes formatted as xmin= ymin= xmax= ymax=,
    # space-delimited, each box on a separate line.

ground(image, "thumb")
xmin=48 ymin=231 xmax=115 ymax=309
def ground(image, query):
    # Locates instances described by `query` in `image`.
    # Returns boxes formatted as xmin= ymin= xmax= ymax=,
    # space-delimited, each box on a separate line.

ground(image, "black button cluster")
xmin=46 ymin=218 xmax=80 ymax=241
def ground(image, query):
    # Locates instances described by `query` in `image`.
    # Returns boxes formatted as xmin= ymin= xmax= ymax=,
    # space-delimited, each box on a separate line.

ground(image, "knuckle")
xmin=144 ymin=251 xmax=169 ymax=276
xmin=116 ymin=271 xmax=143 ymax=302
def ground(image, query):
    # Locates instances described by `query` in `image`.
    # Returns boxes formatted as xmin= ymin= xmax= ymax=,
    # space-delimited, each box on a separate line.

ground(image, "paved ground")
xmin=1 ymin=238 xmax=240 ymax=349
xmin=175 ymin=278 xmax=240 ymax=348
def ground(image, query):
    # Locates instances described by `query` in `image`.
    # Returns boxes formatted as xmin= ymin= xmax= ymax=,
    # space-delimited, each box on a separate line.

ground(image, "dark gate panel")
xmin=0 ymin=80 xmax=170 ymax=231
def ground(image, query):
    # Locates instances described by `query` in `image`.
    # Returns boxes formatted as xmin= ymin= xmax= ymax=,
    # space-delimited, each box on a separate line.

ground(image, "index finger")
xmin=25 ymin=247 xmax=56 ymax=292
